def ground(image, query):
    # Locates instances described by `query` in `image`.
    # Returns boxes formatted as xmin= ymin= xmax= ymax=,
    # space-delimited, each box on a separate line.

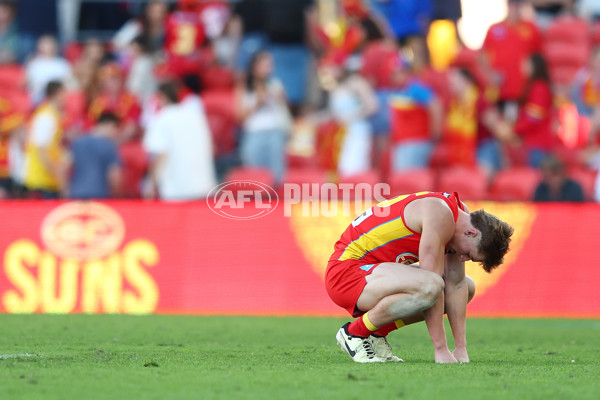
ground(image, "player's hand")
xmin=434 ymin=348 xmax=458 ymax=364
xmin=452 ymin=348 xmax=470 ymax=363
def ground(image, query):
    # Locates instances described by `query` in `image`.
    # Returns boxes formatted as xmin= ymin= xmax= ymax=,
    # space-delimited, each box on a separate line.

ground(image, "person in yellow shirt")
xmin=24 ymin=80 xmax=67 ymax=199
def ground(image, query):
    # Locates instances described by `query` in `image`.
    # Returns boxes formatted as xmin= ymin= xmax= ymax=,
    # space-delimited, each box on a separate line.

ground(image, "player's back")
xmin=330 ymin=191 xmax=462 ymax=265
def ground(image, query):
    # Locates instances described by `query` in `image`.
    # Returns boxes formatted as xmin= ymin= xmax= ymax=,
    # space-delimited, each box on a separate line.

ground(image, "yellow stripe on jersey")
xmin=376 ymin=191 xmax=430 ymax=208
xmin=338 ymin=215 xmax=414 ymax=261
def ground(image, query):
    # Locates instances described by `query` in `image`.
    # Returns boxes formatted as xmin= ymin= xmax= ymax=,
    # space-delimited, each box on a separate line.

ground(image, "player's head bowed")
xmin=470 ymin=210 xmax=514 ymax=273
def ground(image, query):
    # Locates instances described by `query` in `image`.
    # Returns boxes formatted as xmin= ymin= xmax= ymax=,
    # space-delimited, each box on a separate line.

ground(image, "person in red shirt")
xmin=515 ymin=53 xmax=555 ymax=167
xmin=482 ymin=0 xmax=542 ymax=113
xmin=163 ymin=0 xmax=206 ymax=78
xmin=87 ymin=63 xmax=142 ymax=142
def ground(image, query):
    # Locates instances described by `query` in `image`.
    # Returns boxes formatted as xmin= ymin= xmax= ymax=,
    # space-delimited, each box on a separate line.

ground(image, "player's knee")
xmin=418 ymin=273 xmax=445 ymax=308
xmin=466 ymin=276 xmax=476 ymax=303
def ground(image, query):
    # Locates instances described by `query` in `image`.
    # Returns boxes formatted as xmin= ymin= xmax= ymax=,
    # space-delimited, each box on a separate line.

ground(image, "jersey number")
xmin=173 ymin=24 xmax=196 ymax=56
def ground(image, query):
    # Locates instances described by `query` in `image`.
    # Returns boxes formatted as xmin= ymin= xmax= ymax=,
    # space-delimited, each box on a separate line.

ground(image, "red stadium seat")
xmin=388 ymin=168 xmax=436 ymax=197
xmin=543 ymin=16 xmax=590 ymax=85
xmin=490 ymin=167 xmax=541 ymax=201
xmin=569 ymin=167 xmax=598 ymax=201
xmin=226 ymin=167 xmax=275 ymax=187
xmin=437 ymin=166 xmax=488 ymax=200
xmin=0 ymin=64 xmax=25 ymax=94
xmin=63 ymin=42 xmax=84 ymax=64
xmin=338 ymin=169 xmax=382 ymax=200
xmin=2 ymin=90 xmax=31 ymax=116
xmin=201 ymin=66 xmax=235 ymax=91
xmin=63 ymin=90 xmax=86 ymax=129
xmin=201 ymin=90 xmax=237 ymax=156
xmin=283 ymin=168 xmax=327 ymax=185
xmin=119 ymin=140 xmax=149 ymax=198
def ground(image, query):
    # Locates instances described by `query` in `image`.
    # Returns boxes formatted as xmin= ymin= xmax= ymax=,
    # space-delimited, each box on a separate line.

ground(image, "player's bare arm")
xmin=405 ymin=197 xmax=458 ymax=363
xmin=444 ymin=252 xmax=470 ymax=362
xmin=444 ymin=202 xmax=472 ymax=363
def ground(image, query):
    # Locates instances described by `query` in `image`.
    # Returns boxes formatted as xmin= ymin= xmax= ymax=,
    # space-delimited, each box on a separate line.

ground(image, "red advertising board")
xmin=0 ymin=200 xmax=598 ymax=317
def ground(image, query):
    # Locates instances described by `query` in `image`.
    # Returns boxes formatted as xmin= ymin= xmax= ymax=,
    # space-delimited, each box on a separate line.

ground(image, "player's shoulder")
xmin=406 ymin=195 xmax=455 ymax=222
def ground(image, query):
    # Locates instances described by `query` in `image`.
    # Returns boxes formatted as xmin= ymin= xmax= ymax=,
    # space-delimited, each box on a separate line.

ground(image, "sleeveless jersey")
xmin=329 ymin=191 xmax=464 ymax=265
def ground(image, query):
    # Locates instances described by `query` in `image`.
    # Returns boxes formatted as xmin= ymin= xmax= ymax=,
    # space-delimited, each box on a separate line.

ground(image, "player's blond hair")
xmin=470 ymin=210 xmax=514 ymax=272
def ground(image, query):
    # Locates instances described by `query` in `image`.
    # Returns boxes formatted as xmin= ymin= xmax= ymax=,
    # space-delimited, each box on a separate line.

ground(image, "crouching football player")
xmin=325 ymin=191 xmax=513 ymax=363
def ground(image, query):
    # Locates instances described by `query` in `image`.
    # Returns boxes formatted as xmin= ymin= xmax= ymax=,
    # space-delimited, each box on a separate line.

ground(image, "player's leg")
xmin=349 ymin=263 xmax=445 ymax=335
xmin=373 ymin=275 xmax=476 ymax=336
xmin=336 ymin=263 xmax=444 ymax=362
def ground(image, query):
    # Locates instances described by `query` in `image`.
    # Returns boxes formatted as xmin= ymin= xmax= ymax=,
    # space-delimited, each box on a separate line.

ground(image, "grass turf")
xmin=0 ymin=315 xmax=598 ymax=400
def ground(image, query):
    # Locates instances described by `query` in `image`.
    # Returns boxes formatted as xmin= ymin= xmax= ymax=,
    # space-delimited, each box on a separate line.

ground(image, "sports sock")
xmin=373 ymin=319 xmax=406 ymax=337
xmin=347 ymin=312 xmax=378 ymax=338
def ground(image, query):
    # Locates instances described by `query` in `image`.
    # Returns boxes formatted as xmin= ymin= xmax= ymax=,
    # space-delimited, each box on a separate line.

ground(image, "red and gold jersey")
xmin=165 ymin=10 xmax=205 ymax=58
xmin=329 ymin=192 xmax=464 ymax=265
xmin=87 ymin=92 xmax=141 ymax=130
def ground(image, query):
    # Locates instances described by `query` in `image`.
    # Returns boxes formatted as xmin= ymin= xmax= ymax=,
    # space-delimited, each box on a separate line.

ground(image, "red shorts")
xmin=325 ymin=259 xmax=382 ymax=318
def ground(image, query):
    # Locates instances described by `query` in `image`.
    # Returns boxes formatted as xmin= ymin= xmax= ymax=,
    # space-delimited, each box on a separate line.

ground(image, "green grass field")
xmin=0 ymin=315 xmax=598 ymax=400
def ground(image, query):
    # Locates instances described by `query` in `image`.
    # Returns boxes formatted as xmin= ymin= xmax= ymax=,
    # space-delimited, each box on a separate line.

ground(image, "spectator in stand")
xmin=26 ymin=35 xmax=73 ymax=105
xmin=533 ymin=154 xmax=584 ymax=201
xmin=233 ymin=0 xmax=268 ymax=70
xmin=481 ymin=0 xmax=542 ymax=120
xmin=163 ymin=0 xmax=206 ymax=78
xmin=388 ymin=65 xmax=443 ymax=172
xmin=67 ymin=112 xmax=122 ymax=200
xmin=341 ymin=0 xmax=391 ymax=43
xmin=370 ymin=0 xmax=433 ymax=70
xmin=88 ymin=62 xmax=141 ymax=143
xmin=0 ymin=0 xmax=18 ymax=64
xmin=571 ymin=46 xmax=600 ymax=138
xmin=126 ymin=36 xmax=157 ymax=105
xmin=530 ymin=0 xmax=576 ymax=28
xmin=0 ymin=96 xmax=24 ymax=198
xmin=515 ymin=53 xmax=555 ymax=168
xmin=238 ymin=51 xmax=291 ymax=184
xmin=143 ymin=82 xmax=216 ymax=200
xmin=113 ymin=0 xmax=168 ymax=56
xmin=325 ymin=55 xmax=379 ymax=176
xmin=263 ymin=0 xmax=314 ymax=107
xmin=444 ymin=68 xmax=515 ymax=173
xmin=73 ymin=38 xmax=106 ymax=103
xmin=23 ymin=81 xmax=67 ymax=199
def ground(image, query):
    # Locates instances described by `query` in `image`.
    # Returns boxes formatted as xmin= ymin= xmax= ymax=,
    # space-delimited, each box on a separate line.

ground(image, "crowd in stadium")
xmin=1 ymin=0 xmax=600 ymax=202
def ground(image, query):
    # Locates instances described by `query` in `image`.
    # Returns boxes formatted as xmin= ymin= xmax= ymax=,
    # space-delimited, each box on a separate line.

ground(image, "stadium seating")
xmin=569 ymin=167 xmax=598 ymax=201
xmin=388 ymin=168 xmax=436 ymax=197
xmin=338 ymin=169 xmax=382 ymax=200
xmin=119 ymin=141 xmax=149 ymax=198
xmin=0 ymin=64 xmax=25 ymax=94
xmin=543 ymin=16 xmax=590 ymax=85
xmin=489 ymin=167 xmax=541 ymax=201
xmin=437 ymin=166 xmax=488 ymax=200
xmin=201 ymin=90 xmax=237 ymax=157
xmin=225 ymin=167 xmax=275 ymax=186
xmin=283 ymin=168 xmax=327 ymax=186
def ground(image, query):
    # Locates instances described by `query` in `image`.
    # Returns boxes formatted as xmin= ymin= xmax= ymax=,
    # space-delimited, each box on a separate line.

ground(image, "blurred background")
xmin=0 ymin=0 xmax=599 ymax=317
xmin=0 ymin=0 xmax=599 ymax=202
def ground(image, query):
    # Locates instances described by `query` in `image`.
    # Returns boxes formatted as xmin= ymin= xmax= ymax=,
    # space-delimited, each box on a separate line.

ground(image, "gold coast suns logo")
xmin=395 ymin=252 xmax=418 ymax=265
xmin=2 ymin=202 xmax=159 ymax=314
xmin=41 ymin=202 xmax=125 ymax=261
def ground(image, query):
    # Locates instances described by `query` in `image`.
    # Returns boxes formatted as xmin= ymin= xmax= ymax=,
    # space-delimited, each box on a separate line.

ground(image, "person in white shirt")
xmin=238 ymin=51 xmax=291 ymax=184
xmin=143 ymin=81 xmax=217 ymax=200
xmin=26 ymin=35 xmax=73 ymax=104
